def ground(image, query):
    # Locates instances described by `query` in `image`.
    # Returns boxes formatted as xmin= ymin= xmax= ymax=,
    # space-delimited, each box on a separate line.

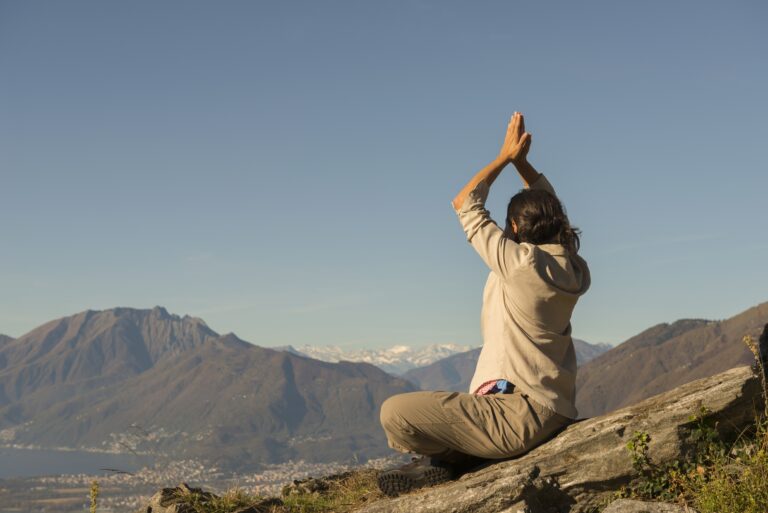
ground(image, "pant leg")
xmin=380 ymin=390 xmax=473 ymax=463
xmin=380 ymin=390 xmax=570 ymax=462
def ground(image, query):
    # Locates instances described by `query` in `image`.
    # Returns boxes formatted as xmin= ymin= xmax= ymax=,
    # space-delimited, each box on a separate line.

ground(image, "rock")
xmin=137 ymin=482 xmax=215 ymax=513
xmin=602 ymin=499 xmax=696 ymax=512
xmin=136 ymin=482 xmax=283 ymax=513
xmin=353 ymin=365 xmax=763 ymax=513
xmin=282 ymin=470 xmax=356 ymax=496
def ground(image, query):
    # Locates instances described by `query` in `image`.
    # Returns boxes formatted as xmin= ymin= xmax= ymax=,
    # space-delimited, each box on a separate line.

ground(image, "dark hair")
xmin=504 ymin=189 xmax=581 ymax=254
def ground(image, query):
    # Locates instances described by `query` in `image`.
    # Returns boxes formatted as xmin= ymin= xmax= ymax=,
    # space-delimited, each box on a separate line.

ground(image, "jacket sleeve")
xmin=454 ymin=180 xmax=532 ymax=279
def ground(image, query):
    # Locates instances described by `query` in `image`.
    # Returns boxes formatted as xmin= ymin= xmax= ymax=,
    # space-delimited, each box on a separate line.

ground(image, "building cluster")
xmin=4 ymin=455 xmax=406 ymax=513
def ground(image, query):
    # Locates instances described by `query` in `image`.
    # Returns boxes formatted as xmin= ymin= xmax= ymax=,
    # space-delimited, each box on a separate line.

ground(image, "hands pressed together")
xmin=451 ymin=111 xmax=539 ymax=212
xmin=498 ymin=112 xmax=531 ymax=165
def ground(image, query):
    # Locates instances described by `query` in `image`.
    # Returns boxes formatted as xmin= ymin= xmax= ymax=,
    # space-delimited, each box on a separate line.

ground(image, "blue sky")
xmin=1 ymin=0 xmax=766 ymax=349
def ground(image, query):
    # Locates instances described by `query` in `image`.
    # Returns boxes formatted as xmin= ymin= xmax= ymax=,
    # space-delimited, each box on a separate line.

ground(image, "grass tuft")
xmin=171 ymin=484 xmax=266 ymax=513
xmin=677 ymin=335 xmax=768 ymax=513
xmin=89 ymin=479 xmax=99 ymax=513
xmin=278 ymin=469 xmax=384 ymax=513
xmin=159 ymin=469 xmax=384 ymax=513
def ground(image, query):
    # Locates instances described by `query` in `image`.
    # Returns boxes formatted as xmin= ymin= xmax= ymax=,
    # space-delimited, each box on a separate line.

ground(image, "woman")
xmin=377 ymin=112 xmax=591 ymax=497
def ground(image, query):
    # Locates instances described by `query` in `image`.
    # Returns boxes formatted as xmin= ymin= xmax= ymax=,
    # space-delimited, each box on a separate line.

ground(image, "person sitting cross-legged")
xmin=377 ymin=112 xmax=591 ymax=497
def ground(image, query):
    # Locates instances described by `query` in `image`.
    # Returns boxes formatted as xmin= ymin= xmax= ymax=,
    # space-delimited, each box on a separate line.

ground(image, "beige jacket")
xmin=454 ymin=174 xmax=590 ymax=419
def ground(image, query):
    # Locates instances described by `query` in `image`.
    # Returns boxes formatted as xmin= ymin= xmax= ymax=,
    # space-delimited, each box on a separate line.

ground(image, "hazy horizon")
xmin=2 ymin=1 xmax=766 ymax=349
xmin=0 ymin=302 xmax=746 ymax=351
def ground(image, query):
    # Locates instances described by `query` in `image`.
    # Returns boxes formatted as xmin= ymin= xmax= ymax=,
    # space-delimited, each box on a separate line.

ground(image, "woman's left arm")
xmin=451 ymin=156 xmax=508 ymax=211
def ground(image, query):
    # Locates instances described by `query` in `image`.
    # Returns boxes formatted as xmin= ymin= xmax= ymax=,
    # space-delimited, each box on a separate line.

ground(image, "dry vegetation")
xmin=614 ymin=334 xmax=768 ymax=513
xmin=674 ymin=335 xmax=768 ymax=513
xmin=128 ymin=469 xmax=386 ymax=513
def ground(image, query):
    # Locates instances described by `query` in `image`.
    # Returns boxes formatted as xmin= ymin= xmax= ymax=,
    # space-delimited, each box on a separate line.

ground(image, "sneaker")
xmin=377 ymin=456 xmax=455 ymax=497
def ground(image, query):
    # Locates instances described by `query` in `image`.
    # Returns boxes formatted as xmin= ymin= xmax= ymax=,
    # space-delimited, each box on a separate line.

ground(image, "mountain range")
xmin=1 ymin=301 xmax=765 ymax=472
xmin=0 ymin=307 xmax=414 ymax=471
xmin=279 ymin=343 xmax=473 ymax=375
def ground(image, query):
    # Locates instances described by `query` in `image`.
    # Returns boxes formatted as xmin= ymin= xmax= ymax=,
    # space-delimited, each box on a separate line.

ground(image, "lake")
xmin=0 ymin=447 xmax=154 ymax=478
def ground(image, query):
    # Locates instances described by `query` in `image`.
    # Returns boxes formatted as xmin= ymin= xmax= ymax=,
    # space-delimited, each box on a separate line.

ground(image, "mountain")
xmin=281 ymin=343 xmax=472 ymax=375
xmin=0 ymin=307 xmax=219 ymax=422
xmin=0 ymin=307 xmax=415 ymax=471
xmin=575 ymin=302 xmax=768 ymax=418
xmin=573 ymin=339 xmax=612 ymax=363
xmin=402 ymin=348 xmax=480 ymax=392
xmin=0 ymin=334 xmax=13 ymax=347
xmin=402 ymin=339 xmax=610 ymax=392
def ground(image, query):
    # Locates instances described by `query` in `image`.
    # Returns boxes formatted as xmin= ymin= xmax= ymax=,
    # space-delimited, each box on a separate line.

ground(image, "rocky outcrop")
xmin=354 ymin=365 xmax=763 ymax=513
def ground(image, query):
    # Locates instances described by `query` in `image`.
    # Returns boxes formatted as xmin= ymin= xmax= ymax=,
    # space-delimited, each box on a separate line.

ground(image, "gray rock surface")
xmin=354 ymin=365 xmax=762 ymax=513
xmin=602 ymin=499 xmax=696 ymax=512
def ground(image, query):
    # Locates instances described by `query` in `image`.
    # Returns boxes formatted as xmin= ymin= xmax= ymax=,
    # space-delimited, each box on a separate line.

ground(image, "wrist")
xmin=510 ymin=156 xmax=528 ymax=168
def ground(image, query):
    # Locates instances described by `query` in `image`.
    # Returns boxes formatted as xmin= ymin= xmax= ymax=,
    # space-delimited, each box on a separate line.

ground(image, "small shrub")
xmin=612 ymin=333 xmax=768 ymax=512
xmin=677 ymin=335 xmax=768 ymax=513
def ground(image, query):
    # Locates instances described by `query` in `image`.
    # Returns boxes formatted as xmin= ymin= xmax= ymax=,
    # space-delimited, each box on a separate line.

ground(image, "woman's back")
xmin=456 ymin=175 xmax=590 ymax=418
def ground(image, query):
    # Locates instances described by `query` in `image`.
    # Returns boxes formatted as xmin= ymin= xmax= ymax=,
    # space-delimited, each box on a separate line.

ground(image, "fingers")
xmin=521 ymin=132 xmax=532 ymax=154
xmin=508 ymin=112 xmax=525 ymax=138
xmin=507 ymin=113 xmax=517 ymax=135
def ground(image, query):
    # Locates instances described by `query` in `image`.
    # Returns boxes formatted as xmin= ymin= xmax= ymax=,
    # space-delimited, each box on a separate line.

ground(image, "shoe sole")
xmin=377 ymin=466 xmax=453 ymax=497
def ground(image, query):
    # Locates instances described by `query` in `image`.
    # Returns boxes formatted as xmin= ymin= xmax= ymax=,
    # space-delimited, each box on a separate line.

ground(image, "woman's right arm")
xmin=513 ymin=158 xmax=541 ymax=188
xmin=517 ymin=158 xmax=558 ymax=198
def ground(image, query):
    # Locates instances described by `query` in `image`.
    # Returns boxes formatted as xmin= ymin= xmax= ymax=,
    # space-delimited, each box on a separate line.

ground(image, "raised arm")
xmin=452 ymin=112 xmax=544 ymax=279
xmin=513 ymin=157 xmax=542 ymax=188
xmin=451 ymin=156 xmax=508 ymax=212
xmin=452 ymin=112 xmax=535 ymax=212
xmin=515 ymin=156 xmax=559 ymax=198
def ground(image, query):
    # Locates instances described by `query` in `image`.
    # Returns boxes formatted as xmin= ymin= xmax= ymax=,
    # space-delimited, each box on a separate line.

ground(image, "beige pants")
xmin=380 ymin=388 xmax=572 ymax=464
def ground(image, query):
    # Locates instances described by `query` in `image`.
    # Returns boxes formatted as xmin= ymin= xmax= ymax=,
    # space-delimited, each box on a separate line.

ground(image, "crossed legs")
xmin=380 ymin=389 xmax=570 ymax=465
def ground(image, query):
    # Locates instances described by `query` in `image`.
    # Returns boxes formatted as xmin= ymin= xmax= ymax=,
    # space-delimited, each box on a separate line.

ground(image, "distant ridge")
xmin=0 ymin=307 xmax=415 ymax=471
xmin=281 ymin=343 xmax=472 ymax=375
xmin=575 ymin=302 xmax=768 ymax=418
xmin=401 ymin=348 xmax=480 ymax=392
xmin=402 ymin=339 xmax=610 ymax=392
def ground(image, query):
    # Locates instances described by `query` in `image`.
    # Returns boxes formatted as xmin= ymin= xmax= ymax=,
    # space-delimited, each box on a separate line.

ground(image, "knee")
xmin=379 ymin=393 xmax=410 ymax=433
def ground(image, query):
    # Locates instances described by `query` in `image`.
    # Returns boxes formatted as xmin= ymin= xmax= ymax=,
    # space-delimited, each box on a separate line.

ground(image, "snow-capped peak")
xmin=287 ymin=343 xmax=473 ymax=375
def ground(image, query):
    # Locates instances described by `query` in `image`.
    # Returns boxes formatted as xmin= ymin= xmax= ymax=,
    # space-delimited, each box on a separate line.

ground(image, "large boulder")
xmin=354 ymin=365 xmax=763 ymax=513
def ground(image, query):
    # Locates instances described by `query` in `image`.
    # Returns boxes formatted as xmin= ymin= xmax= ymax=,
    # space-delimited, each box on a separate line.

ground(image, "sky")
xmin=1 ymin=0 xmax=766 ymax=349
